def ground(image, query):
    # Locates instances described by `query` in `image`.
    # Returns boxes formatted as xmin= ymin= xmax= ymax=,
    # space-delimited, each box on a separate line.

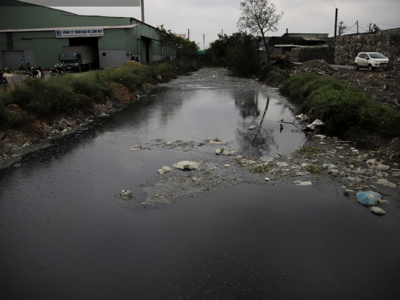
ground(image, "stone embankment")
xmin=335 ymin=28 xmax=400 ymax=67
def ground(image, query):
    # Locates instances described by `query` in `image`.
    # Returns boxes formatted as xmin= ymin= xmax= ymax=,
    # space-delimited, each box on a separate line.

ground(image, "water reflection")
xmin=234 ymin=90 xmax=261 ymax=118
xmin=235 ymin=96 xmax=277 ymax=157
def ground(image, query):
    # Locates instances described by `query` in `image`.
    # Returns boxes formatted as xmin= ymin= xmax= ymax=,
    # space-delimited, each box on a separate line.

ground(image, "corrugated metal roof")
xmin=0 ymin=24 xmax=137 ymax=33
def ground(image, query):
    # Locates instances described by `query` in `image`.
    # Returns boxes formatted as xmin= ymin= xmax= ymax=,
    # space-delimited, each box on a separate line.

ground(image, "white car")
xmin=354 ymin=52 xmax=389 ymax=71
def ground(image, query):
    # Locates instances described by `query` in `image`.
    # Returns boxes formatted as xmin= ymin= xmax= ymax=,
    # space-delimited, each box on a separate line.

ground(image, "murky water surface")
xmin=1 ymin=71 xmax=400 ymax=299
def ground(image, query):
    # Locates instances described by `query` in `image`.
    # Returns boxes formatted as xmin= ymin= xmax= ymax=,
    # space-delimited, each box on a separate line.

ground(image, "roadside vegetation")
xmin=0 ymin=59 xmax=202 ymax=128
xmin=280 ymin=73 xmax=400 ymax=139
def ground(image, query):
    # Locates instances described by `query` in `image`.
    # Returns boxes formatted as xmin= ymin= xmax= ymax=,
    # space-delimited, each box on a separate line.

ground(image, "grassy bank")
xmin=259 ymin=66 xmax=400 ymax=139
xmin=0 ymin=59 xmax=202 ymax=128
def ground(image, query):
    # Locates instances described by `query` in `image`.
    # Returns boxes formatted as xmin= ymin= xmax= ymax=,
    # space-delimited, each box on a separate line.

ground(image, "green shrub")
xmin=0 ymin=59 xmax=200 ymax=129
xmin=258 ymin=65 xmax=290 ymax=82
xmin=283 ymin=73 xmax=400 ymax=138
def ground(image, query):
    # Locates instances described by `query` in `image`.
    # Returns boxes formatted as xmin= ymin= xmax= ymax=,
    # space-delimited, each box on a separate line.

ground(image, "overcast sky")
xmin=22 ymin=0 xmax=400 ymax=49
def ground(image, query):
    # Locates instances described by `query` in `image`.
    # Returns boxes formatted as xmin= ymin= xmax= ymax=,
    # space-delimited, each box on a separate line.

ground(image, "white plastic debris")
xmin=306 ymin=119 xmax=324 ymax=130
xmin=131 ymin=145 xmax=142 ymax=151
xmin=294 ymin=181 xmax=312 ymax=186
xmin=296 ymin=114 xmax=309 ymax=122
xmin=158 ymin=166 xmax=172 ymax=175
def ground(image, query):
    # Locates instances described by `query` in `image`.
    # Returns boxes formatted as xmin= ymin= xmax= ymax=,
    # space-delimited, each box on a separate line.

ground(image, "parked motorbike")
xmin=49 ymin=63 xmax=65 ymax=76
xmin=26 ymin=64 xmax=45 ymax=79
xmin=0 ymin=69 xmax=9 ymax=87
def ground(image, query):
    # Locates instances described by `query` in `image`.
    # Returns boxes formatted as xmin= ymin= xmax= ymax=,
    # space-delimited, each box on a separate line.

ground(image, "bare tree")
xmin=237 ymin=0 xmax=283 ymax=62
xmin=338 ymin=21 xmax=347 ymax=36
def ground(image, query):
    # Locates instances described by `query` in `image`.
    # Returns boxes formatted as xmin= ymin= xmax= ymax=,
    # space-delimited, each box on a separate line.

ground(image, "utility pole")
xmin=334 ymin=8 xmax=338 ymax=38
xmin=188 ymin=29 xmax=190 ymax=40
xmin=141 ymin=0 xmax=145 ymax=23
xmin=356 ymin=20 xmax=359 ymax=34
xmin=203 ymin=34 xmax=205 ymax=50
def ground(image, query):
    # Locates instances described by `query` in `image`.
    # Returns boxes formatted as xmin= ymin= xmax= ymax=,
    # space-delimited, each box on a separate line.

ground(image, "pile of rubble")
xmin=292 ymin=59 xmax=338 ymax=75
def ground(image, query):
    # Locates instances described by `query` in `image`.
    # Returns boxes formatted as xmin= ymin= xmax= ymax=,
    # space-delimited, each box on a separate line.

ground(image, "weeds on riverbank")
xmin=281 ymin=74 xmax=400 ymax=138
xmin=0 ymin=59 xmax=202 ymax=128
xmin=297 ymin=145 xmax=324 ymax=159
xmin=258 ymin=65 xmax=290 ymax=82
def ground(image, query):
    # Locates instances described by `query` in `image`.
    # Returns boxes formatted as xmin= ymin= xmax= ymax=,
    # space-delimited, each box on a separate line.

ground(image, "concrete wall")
xmin=335 ymin=28 xmax=400 ymax=66
xmin=288 ymin=47 xmax=334 ymax=64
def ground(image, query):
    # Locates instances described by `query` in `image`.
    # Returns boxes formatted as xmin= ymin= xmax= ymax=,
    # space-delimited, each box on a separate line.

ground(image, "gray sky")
xmin=22 ymin=0 xmax=400 ymax=49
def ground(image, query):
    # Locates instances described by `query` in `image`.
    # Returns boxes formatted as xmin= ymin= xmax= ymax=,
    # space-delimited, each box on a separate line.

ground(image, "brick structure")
xmin=335 ymin=28 xmax=400 ymax=66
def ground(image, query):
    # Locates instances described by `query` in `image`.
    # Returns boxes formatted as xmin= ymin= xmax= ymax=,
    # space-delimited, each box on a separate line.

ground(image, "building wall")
xmin=289 ymin=47 xmax=334 ymax=64
xmin=335 ymin=28 xmax=400 ymax=66
xmin=0 ymin=0 xmax=177 ymax=69
xmin=0 ymin=30 xmax=68 ymax=69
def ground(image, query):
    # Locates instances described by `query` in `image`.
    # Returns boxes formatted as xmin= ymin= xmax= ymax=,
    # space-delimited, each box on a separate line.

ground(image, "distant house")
xmin=267 ymin=35 xmax=329 ymax=59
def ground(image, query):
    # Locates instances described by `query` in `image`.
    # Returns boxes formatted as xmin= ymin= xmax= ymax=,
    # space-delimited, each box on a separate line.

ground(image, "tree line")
xmin=209 ymin=0 xmax=283 ymax=76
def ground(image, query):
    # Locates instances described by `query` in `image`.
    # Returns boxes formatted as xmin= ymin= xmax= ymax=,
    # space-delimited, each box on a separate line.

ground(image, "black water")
xmin=1 ymin=80 xmax=400 ymax=299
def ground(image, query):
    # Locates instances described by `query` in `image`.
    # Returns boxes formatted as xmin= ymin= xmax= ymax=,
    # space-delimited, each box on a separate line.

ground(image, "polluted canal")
xmin=1 ymin=68 xmax=400 ymax=299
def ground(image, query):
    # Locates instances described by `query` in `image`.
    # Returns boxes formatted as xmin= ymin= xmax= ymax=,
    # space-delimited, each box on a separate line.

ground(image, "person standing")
xmin=20 ymin=59 xmax=24 ymax=70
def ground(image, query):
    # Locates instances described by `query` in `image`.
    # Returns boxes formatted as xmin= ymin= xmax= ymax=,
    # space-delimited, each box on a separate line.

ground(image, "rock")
xmin=294 ymin=181 xmax=312 ymax=186
xmin=376 ymin=164 xmax=390 ymax=171
xmin=158 ymin=166 xmax=172 ymax=175
xmin=323 ymin=164 xmax=337 ymax=169
xmin=222 ymin=150 xmax=234 ymax=156
xmin=370 ymin=206 xmax=386 ymax=215
xmin=166 ymin=142 xmax=173 ymax=146
xmin=209 ymin=139 xmax=225 ymax=145
xmin=276 ymin=162 xmax=289 ymax=167
xmin=224 ymin=164 xmax=230 ymax=167
xmin=366 ymin=159 xmax=379 ymax=167
xmin=314 ymin=134 xmax=326 ymax=139
xmin=356 ymin=191 xmax=382 ymax=206
xmin=215 ymin=149 xmax=222 ymax=155
xmin=248 ymin=126 xmax=257 ymax=130
xmin=172 ymin=161 xmax=201 ymax=170
xmin=265 ymin=178 xmax=270 ymax=181
xmin=376 ymin=179 xmax=397 ymax=188
xmin=295 ymin=171 xmax=309 ymax=176
xmin=131 ymin=145 xmax=142 ymax=151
